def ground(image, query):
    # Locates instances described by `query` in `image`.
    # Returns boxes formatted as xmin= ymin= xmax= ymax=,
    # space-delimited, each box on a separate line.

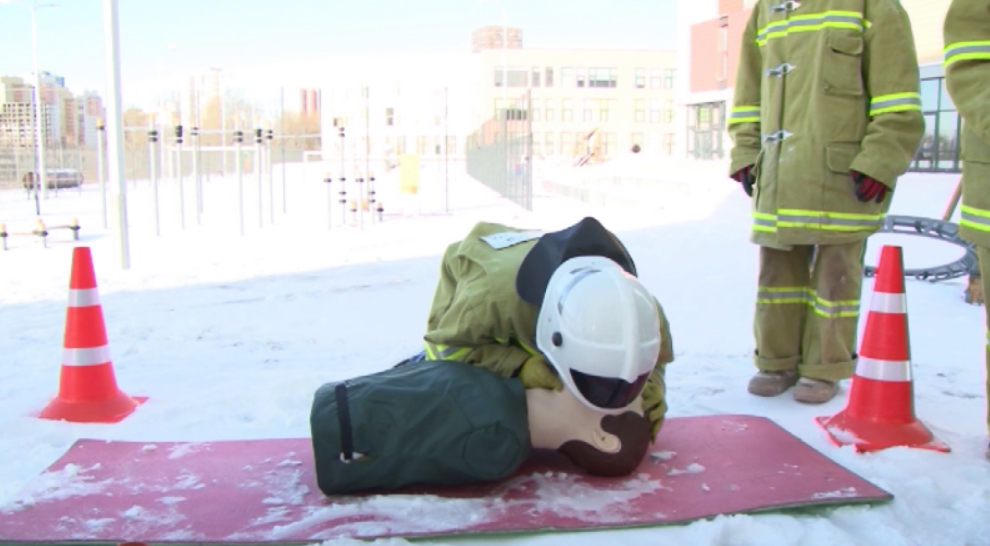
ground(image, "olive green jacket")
xmin=944 ymin=0 xmax=990 ymax=247
xmin=728 ymin=0 xmax=925 ymax=249
xmin=423 ymin=221 xmax=673 ymax=396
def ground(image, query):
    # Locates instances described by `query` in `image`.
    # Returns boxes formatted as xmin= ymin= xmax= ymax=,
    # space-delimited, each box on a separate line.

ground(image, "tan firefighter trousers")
xmin=753 ymin=242 xmax=864 ymax=382
xmin=977 ymin=246 xmax=990 ymax=434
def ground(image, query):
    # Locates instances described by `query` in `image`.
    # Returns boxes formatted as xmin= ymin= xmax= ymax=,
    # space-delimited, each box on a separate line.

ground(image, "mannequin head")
xmin=526 ymin=386 xmax=651 ymax=477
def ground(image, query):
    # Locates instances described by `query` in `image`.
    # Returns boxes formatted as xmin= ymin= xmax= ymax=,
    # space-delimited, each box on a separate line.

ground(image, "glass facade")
xmin=909 ymin=71 xmax=961 ymax=172
xmin=687 ymin=101 xmax=725 ymax=160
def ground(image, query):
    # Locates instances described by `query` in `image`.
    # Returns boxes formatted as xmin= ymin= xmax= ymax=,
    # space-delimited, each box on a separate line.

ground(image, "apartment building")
xmin=473 ymin=47 xmax=678 ymax=160
xmin=676 ymin=0 xmax=960 ymax=172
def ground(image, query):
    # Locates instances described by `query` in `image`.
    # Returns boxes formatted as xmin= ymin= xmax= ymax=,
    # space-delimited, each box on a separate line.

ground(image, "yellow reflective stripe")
xmin=755 ymin=210 xmax=883 ymax=233
xmin=960 ymin=205 xmax=990 ymax=233
xmin=424 ymin=342 xmax=471 ymax=361
xmin=944 ymin=41 xmax=990 ymax=67
xmin=756 ymin=286 xmax=859 ymax=318
xmin=869 ymin=92 xmax=921 ymax=116
xmin=729 ymin=105 xmax=760 ymax=125
xmin=755 ymin=11 xmax=867 ymax=46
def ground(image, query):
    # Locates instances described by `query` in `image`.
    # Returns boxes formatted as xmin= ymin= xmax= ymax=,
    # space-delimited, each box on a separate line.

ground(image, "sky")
xmin=0 ymin=0 xmax=678 ymax=110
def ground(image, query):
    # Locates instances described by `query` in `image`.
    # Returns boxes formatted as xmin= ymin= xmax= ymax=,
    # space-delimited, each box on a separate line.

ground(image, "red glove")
xmin=852 ymin=171 xmax=888 ymax=203
xmin=730 ymin=165 xmax=755 ymax=197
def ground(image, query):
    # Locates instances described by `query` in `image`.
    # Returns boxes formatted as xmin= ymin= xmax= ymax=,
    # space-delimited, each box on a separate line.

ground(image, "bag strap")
xmin=334 ymin=382 xmax=357 ymax=463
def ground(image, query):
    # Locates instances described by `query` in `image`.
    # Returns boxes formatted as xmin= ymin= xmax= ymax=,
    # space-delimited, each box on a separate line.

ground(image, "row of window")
xmin=495 ymin=98 xmax=675 ymax=124
xmin=495 ymin=67 xmax=675 ymax=90
xmin=533 ymin=132 xmax=675 ymax=157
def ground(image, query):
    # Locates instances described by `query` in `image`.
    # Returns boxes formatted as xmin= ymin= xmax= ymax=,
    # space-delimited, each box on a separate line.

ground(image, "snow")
xmin=1 ymin=156 xmax=989 ymax=546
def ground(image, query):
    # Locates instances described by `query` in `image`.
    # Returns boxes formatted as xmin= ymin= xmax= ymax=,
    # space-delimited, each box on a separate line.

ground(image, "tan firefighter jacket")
xmin=728 ymin=0 xmax=925 ymax=249
xmin=944 ymin=0 xmax=990 ymax=247
xmin=422 ymin=220 xmax=673 ymax=404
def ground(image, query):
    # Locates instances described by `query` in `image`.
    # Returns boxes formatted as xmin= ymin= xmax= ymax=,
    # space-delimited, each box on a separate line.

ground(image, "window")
xmin=396 ymin=136 xmax=406 ymax=154
xmin=603 ymin=133 xmax=616 ymax=157
xmin=545 ymin=132 xmax=555 ymax=156
xmin=561 ymin=68 xmax=574 ymax=88
xmin=664 ymin=69 xmax=675 ymax=89
xmin=599 ymin=99 xmax=615 ymax=122
xmin=635 ymin=68 xmax=646 ymax=89
xmin=561 ymin=132 xmax=573 ymax=156
xmin=545 ymin=99 xmax=555 ymax=121
xmin=545 ymin=67 xmax=554 ymax=87
xmin=576 ymin=67 xmax=586 ymax=88
xmin=507 ymin=67 xmax=528 ymax=87
xmin=434 ymin=136 xmax=442 ymax=155
xmin=494 ymin=98 xmax=505 ymax=117
xmin=532 ymin=140 xmax=542 ymax=156
xmin=664 ymin=100 xmax=674 ymax=122
xmin=583 ymin=99 xmax=594 ymax=122
xmin=588 ymin=68 xmax=617 ymax=88
xmin=446 ymin=135 xmax=457 ymax=155
xmin=385 ymin=107 xmax=394 ymax=126
xmin=634 ymin=99 xmax=645 ymax=122
xmin=495 ymin=67 xmax=504 ymax=87
xmin=562 ymin=99 xmax=573 ymax=122
xmin=663 ymin=133 xmax=674 ymax=155
xmin=650 ymin=68 xmax=662 ymax=89
xmin=532 ymin=102 xmax=541 ymax=122
xmin=531 ymin=67 xmax=541 ymax=87
xmin=650 ymin=99 xmax=662 ymax=123
xmin=631 ymin=133 xmax=644 ymax=149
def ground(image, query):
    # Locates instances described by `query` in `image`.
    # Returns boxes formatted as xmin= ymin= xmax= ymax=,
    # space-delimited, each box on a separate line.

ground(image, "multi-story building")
xmin=472 ymin=25 xmax=523 ymax=54
xmin=677 ymin=0 xmax=960 ymax=172
xmin=0 ymin=76 xmax=53 ymax=147
xmin=79 ymin=91 xmax=104 ymax=147
xmin=472 ymin=45 xmax=678 ymax=159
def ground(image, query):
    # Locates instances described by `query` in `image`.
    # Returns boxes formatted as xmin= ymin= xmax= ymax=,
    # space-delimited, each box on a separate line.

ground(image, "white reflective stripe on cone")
xmin=68 ymin=288 xmax=101 ymax=308
xmin=855 ymin=356 xmax=912 ymax=382
xmin=62 ymin=345 xmax=112 ymax=367
xmin=869 ymin=292 xmax=906 ymax=314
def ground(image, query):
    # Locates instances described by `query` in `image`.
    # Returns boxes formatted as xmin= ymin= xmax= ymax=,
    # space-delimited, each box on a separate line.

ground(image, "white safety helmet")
xmin=535 ymin=255 xmax=661 ymax=412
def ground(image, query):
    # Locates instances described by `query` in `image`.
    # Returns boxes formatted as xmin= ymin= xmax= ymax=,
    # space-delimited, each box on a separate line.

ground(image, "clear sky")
xmin=0 ymin=0 xmax=677 ymax=109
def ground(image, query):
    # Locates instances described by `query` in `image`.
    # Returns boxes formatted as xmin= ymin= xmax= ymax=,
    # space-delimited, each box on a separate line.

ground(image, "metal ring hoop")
xmin=863 ymin=215 xmax=979 ymax=282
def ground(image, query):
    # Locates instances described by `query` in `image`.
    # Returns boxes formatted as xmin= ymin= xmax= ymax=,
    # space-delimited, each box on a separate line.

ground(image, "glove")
xmin=640 ymin=372 xmax=667 ymax=442
xmin=518 ymin=354 xmax=563 ymax=391
xmin=852 ymin=171 xmax=888 ymax=203
xmin=730 ymin=165 xmax=755 ymax=197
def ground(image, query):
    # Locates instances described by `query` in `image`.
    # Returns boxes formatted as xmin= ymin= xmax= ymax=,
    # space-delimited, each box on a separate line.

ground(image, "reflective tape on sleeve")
xmin=855 ymin=356 xmax=912 ymax=381
xmin=62 ymin=345 xmax=112 ymax=367
xmin=869 ymin=292 xmax=906 ymax=314
xmin=68 ymin=288 xmax=101 ymax=308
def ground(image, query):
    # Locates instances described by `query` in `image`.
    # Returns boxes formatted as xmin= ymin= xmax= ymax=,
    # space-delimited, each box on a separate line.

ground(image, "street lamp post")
xmin=29 ymin=1 xmax=52 ymax=202
xmin=102 ymin=0 xmax=130 ymax=269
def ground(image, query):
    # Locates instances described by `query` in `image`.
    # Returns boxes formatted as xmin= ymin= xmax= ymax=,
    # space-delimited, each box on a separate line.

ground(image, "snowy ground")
xmin=0 ymin=157 xmax=988 ymax=546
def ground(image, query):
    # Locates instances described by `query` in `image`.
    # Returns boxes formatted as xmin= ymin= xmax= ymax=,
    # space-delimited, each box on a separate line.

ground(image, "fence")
xmin=465 ymin=90 xmax=533 ymax=211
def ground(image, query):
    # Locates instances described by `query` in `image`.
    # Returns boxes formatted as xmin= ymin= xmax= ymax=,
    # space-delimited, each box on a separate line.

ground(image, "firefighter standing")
xmin=942 ymin=0 xmax=990 ymax=460
xmin=727 ymin=0 xmax=925 ymax=403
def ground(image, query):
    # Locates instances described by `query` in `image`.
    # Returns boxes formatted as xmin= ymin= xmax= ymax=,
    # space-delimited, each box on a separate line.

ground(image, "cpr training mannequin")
xmin=309 ymin=358 xmax=653 ymax=495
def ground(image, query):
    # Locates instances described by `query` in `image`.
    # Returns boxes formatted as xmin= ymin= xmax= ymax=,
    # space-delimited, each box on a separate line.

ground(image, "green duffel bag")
xmin=309 ymin=358 xmax=531 ymax=495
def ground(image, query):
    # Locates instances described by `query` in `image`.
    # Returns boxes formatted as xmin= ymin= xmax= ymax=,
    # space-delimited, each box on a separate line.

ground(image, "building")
xmin=0 ymin=76 xmax=54 ymax=147
xmin=472 ymin=25 xmax=523 ymax=53
xmin=677 ymin=0 xmax=960 ymax=172
xmin=472 ymin=46 xmax=678 ymax=160
xmin=79 ymin=91 xmax=104 ymax=147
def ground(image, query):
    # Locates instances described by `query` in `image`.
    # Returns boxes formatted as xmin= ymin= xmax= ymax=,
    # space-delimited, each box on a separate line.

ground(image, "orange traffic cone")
xmin=815 ymin=245 xmax=949 ymax=453
xmin=38 ymin=247 xmax=147 ymax=423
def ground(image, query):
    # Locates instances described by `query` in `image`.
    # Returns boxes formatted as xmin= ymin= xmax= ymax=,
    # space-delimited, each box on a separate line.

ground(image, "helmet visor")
xmin=570 ymin=369 xmax=650 ymax=410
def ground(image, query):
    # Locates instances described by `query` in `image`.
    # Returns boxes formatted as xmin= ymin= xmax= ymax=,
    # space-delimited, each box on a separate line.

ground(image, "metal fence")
xmin=465 ymin=90 xmax=533 ymax=211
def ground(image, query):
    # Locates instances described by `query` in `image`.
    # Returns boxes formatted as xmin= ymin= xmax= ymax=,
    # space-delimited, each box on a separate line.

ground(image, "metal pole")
xmin=193 ymin=129 xmax=201 ymax=224
xmin=149 ymin=128 xmax=160 ymax=235
xmin=177 ymin=128 xmax=185 ymax=229
xmin=267 ymin=130 xmax=274 ymax=224
xmin=326 ymin=172 xmax=332 ymax=230
xmin=236 ymin=130 xmax=244 ymax=235
xmin=102 ymin=0 xmax=130 ymax=269
xmin=30 ymin=1 xmax=49 ymax=202
xmin=255 ymin=128 xmax=263 ymax=228
xmin=281 ymin=87 xmax=286 ymax=213
xmin=362 ymin=85 xmax=368 ymax=229
xmin=339 ymin=127 xmax=346 ymax=227
xmin=97 ymin=120 xmax=107 ymax=227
